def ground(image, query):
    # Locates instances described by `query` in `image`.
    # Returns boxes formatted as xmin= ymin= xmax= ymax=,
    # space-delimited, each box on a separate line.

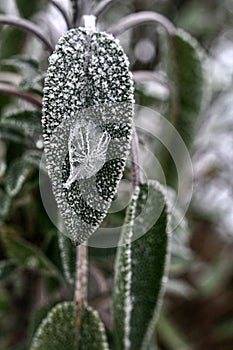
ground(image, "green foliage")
xmin=1 ymin=111 xmax=42 ymax=135
xmin=113 ymin=181 xmax=170 ymax=350
xmin=0 ymin=189 xmax=11 ymax=220
xmin=0 ymin=260 xmax=17 ymax=283
xmin=58 ymin=231 xmax=76 ymax=288
xmin=1 ymin=235 xmax=62 ymax=280
xmin=164 ymin=28 xmax=204 ymax=186
xmin=30 ymin=302 xmax=109 ymax=350
xmin=5 ymin=158 xmax=32 ymax=197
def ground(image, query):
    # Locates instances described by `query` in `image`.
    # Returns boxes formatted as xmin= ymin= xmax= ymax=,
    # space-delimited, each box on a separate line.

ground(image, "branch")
xmin=107 ymin=11 xmax=175 ymax=37
xmin=93 ymin=0 xmax=114 ymax=19
xmin=0 ymin=15 xmax=54 ymax=53
xmin=49 ymin=0 xmax=71 ymax=29
xmin=74 ymin=244 xmax=88 ymax=306
xmin=0 ymin=83 xmax=42 ymax=109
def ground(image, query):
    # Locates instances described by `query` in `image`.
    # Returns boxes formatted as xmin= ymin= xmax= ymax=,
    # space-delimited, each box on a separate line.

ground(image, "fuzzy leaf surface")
xmin=165 ymin=29 xmax=204 ymax=186
xmin=5 ymin=158 xmax=32 ymax=197
xmin=30 ymin=302 xmax=109 ymax=350
xmin=42 ymin=28 xmax=134 ymax=245
xmin=113 ymin=180 xmax=170 ymax=350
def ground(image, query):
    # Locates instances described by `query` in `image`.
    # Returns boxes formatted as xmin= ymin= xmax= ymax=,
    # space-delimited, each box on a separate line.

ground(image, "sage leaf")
xmin=1 ymin=110 xmax=42 ymax=135
xmin=164 ymin=29 xmax=204 ymax=186
xmin=0 ymin=189 xmax=11 ymax=220
xmin=2 ymin=235 xmax=63 ymax=281
xmin=58 ymin=230 xmax=76 ymax=288
xmin=30 ymin=302 xmax=109 ymax=350
xmin=42 ymin=28 xmax=134 ymax=245
xmin=5 ymin=158 xmax=32 ymax=197
xmin=113 ymin=180 xmax=170 ymax=350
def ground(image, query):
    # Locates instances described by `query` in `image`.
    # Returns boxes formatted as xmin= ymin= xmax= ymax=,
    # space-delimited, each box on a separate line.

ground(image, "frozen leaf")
xmin=30 ymin=302 xmax=109 ymax=350
xmin=113 ymin=180 xmax=171 ymax=350
xmin=5 ymin=158 xmax=32 ymax=197
xmin=42 ymin=28 xmax=134 ymax=245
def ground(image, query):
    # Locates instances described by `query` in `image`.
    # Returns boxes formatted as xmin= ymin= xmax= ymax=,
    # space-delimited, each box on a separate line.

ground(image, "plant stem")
xmin=49 ymin=0 xmax=71 ymax=29
xmin=131 ymin=125 xmax=141 ymax=188
xmin=0 ymin=15 xmax=53 ymax=53
xmin=74 ymin=244 xmax=88 ymax=306
xmin=0 ymin=83 xmax=42 ymax=109
xmin=107 ymin=11 xmax=175 ymax=37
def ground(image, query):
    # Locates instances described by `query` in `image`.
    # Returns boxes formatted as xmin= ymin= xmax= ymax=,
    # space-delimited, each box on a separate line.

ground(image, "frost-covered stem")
xmin=49 ymin=0 xmax=71 ymax=29
xmin=75 ymin=244 xmax=87 ymax=307
xmin=107 ymin=11 xmax=175 ymax=37
xmin=0 ymin=83 xmax=42 ymax=109
xmin=131 ymin=125 xmax=141 ymax=188
xmin=93 ymin=0 xmax=113 ymax=19
xmin=0 ymin=15 xmax=53 ymax=53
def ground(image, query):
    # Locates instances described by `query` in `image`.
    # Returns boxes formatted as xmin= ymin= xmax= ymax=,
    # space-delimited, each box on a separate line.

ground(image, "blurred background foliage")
xmin=0 ymin=1 xmax=232 ymax=349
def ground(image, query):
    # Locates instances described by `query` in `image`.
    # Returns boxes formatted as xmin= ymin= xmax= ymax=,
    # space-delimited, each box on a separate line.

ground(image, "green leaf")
xmin=0 ymin=28 xmax=25 ymax=59
xmin=30 ymin=302 xmax=109 ymax=350
xmin=113 ymin=180 xmax=170 ymax=350
xmin=0 ymin=126 xmax=32 ymax=145
xmin=1 ymin=235 xmax=62 ymax=280
xmin=23 ymin=150 xmax=44 ymax=169
xmin=42 ymin=28 xmax=134 ymax=245
xmin=164 ymin=29 xmax=204 ymax=186
xmin=171 ymin=29 xmax=204 ymax=146
xmin=58 ymin=231 xmax=76 ymax=288
xmin=16 ymin=0 xmax=45 ymax=19
xmin=5 ymin=158 xmax=32 ymax=197
xmin=0 ymin=260 xmax=17 ymax=283
xmin=0 ymin=189 xmax=11 ymax=220
xmin=1 ymin=110 xmax=42 ymax=135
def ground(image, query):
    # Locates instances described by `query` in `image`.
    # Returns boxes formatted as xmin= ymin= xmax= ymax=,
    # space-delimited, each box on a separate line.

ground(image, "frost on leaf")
xmin=42 ymin=28 xmax=134 ymax=245
xmin=63 ymin=119 xmax=111 ymax=189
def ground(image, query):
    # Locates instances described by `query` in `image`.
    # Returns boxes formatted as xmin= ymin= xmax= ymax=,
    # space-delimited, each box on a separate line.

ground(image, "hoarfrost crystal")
xmin=63 ymin=120 xmax=111 ymax=189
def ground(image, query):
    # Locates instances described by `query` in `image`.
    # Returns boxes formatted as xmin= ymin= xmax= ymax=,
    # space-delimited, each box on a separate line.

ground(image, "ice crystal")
xmin=63 ymin=120 xmax=111 ymax=189
xmin=42 ymin=28 xmax=134 ymax=245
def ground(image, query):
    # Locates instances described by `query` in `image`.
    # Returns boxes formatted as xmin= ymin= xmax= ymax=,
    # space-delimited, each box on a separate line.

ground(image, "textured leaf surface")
xmin=113 ymin=180 xmax=170 ymax=350
xmin=1 ymin=111 xmax=42 ymax=135
xmin=5 ymin=158 xmax=32 ymax=197
xmin=42 ymin=28 xmax=134 ymax=245
xmin=165 ymin=29 xmax=204 ymax=186
xmin=171 ymin=29 xmax=204 ymax=146
xmin=30 ymin=302 xmax=109 ymax=350
xmin=58 ymin=231 xmax=76 ymax=288
xmin=2 ymin=235 xmax=62 ymax=279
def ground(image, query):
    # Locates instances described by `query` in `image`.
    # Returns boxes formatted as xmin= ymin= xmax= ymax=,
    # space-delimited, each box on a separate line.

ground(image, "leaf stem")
xmin=107 ymin=11 xmax=175 ymax=37
xmin=75 ymin=244 xmax=87 ymax=307
xmin=131 ymin=125 xmax=141 ymax=188
xmin=0 ymin=83 xmax=42 ymax=109
xmin=49 ymin=0 xmax=71 ymax=29
xmin=0 ymin=15 xmax=54 ymax=53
